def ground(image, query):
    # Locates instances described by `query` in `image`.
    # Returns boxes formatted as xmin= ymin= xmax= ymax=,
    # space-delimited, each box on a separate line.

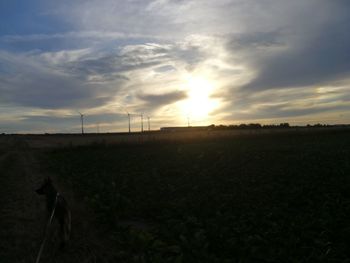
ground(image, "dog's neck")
xmin=46 ymin=184 xmax=58 ymax=213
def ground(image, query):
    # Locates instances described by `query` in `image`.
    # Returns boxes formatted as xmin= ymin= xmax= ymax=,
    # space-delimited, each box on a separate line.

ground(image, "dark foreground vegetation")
xmin=47 ymin=130 xmax=350 ymax=262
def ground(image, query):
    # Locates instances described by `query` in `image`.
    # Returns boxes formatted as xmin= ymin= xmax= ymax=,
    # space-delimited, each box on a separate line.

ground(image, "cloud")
xmin=0 ymin=51 xmax=122 ymax=109
xmin=228 ymin=102 xmax=350 ymax=124
xmin=0 ymin=37 xmax=210 ymax=113
xmin=138 ymin=90 xmax=187 ymax=108
xmin=227 ymin=1 xmax=350 ymax=91
xmin=217 ymin=83 xmax=350 ymax=123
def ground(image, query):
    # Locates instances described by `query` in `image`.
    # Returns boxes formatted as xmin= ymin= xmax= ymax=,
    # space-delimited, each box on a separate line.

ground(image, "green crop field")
xmin=46 ymin=130 xmax=350 ymax=262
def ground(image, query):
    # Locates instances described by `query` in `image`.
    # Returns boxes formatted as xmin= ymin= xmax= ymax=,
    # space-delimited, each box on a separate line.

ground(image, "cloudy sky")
xmin=1 ymin=0 xmax=350 ymax=133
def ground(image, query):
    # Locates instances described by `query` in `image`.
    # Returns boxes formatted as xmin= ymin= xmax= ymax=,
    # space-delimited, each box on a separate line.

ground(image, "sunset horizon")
xmin=1 ymin=2 xmax=350 ymax=261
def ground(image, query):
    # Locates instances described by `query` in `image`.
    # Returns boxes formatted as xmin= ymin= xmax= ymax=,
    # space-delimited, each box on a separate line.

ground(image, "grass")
xmin=47 ymin=130 xmax=350 ymax=262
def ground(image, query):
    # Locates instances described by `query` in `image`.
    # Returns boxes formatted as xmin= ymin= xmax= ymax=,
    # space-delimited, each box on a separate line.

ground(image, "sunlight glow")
xmin=179 ymin=76 xmax=220 ymax=122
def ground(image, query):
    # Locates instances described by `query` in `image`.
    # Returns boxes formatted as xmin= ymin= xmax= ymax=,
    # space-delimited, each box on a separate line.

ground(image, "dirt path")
xmin=0 ymin=148 xmax=44 ymax=263
xmin=0 ymin=141 xmax=115 ymax=263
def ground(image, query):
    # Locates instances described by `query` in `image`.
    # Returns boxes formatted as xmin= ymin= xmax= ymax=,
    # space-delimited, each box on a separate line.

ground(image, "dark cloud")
xmin=61 ymin=42 xmax=203 ymax=79
xmin=0 ymin=52 xmax=121 ymax=109
xmin=138 ymin=90 xmax=187 ymax=108
xmin=22 ymin=112 xmax=124 ymax=124
xmin=229 ymin=30 xmax=285 ymax=51
xmin=0 ymin=71 xmax=114 ymax=109
xmin=153 ymin=65 xmax=176 ymax=72
xmin=233 ymin=1 xmax=350 ymax=91
xmin=230 ymin=103 xmax=350 ymax=121
xmin=70 ymin=55 xmax=162 ymax=77
xmin=0 ymin=39 xmax=205 ymax=112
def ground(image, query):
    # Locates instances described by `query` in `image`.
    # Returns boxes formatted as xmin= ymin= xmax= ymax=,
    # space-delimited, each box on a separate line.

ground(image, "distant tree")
xmin=279 ymin=123 xmax=290 ymax=128
xmin=248 ymin=123 xmax=262 ymax=129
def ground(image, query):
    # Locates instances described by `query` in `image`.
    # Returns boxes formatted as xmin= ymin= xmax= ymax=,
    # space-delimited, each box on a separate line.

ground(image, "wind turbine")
xmin=125 ymin=110 xmax=131 ymax=133
xmin=147 ymin=116 xmax=150 ymax=132
xmin=113 ymin=103 xmax=131 ymax=133
xmin=140 ymin=113 xmax=144 ymax=132
xmin=77 ymin=111 xmax=84 ymax=134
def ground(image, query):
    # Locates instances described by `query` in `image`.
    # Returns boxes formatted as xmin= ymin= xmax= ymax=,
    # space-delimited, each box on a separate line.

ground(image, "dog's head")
xmin=35 ymin=176 xmax=53 ymax=195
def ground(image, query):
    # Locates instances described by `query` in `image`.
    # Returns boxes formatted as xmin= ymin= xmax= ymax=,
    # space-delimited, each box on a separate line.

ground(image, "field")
xmin=1 ymin=128 xmax=350 ymax=262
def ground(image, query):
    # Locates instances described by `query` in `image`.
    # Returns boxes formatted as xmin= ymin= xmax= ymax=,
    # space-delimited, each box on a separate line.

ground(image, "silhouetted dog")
xmin=36 ymin=177 xmax=71 ymax=249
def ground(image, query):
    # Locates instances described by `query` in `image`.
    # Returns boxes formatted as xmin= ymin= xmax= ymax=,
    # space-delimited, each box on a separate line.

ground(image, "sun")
xmin=179 ymin=76 xmax=219 ymax=121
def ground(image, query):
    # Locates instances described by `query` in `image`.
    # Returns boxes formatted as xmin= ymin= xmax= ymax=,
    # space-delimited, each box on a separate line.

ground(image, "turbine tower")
xmin=147 ymin=116 xmax=150 ymax=132
xmin=141 ymin=113 xmax=144 ymax=132
xmin=125 ymin=110 xmax=131 ymax=133
xmin=78 ymin=111 xmax=84 ymax=134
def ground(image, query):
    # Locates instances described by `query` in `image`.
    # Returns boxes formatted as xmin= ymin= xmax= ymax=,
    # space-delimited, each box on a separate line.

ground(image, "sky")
xmin=1 ymin=0 xmax=350 ymax=133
